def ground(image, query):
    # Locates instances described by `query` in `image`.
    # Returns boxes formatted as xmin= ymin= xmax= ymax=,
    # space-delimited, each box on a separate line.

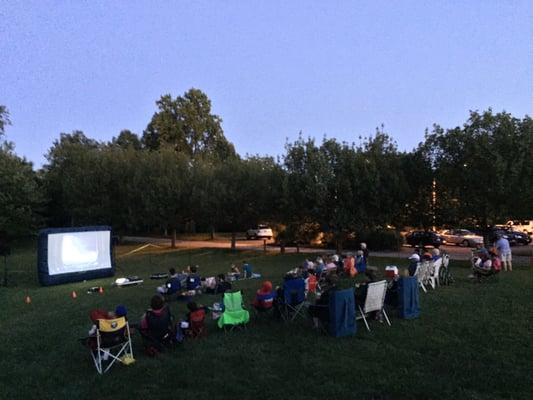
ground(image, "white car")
xmin=440 ymin=229 xmax=483 ymax=247
xmin=246 ymin=225 xmax=273 ymax=240
xmin=505 ymin=220 xmax=533 ymax=235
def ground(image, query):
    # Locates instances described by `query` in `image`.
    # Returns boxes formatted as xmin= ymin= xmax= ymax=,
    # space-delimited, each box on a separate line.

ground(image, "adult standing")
xmin=495 ymin=234 xmax=512 ymax=272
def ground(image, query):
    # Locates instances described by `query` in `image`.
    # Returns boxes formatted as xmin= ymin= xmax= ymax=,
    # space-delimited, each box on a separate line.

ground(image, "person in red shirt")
xmin=253 ymin=280 xmax=275 ymax=311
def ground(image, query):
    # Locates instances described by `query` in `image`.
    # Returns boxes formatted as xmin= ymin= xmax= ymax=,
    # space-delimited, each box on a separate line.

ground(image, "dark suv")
xmin=405 ymin=231 xmax=444 ymax=247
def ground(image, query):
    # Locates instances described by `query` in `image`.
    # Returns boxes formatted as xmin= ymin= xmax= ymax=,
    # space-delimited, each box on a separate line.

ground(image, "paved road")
xmin=122 ymin=236 xmax=532 ymax=263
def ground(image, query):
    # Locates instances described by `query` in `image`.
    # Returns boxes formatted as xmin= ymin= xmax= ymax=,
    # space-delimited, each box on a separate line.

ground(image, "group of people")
xmin=407 ymin=247 xmax=442 ymax=276
xmin=469 ymin=234 xmax=512 ymax=279
xmin=156 ymin=260 xmax=258 ymax=299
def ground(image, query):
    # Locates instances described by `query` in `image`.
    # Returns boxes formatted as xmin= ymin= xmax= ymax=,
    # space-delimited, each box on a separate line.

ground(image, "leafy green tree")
xmin=42 ymin=131 xmax=100 ymax=226
xmin=0 ymin=105 xmax=11 ymax=138
xmin=142 ymin=88 xmax=236 ymax=160
xmin=422 ymin=109 xmax=530 ymax=227
xmin=111 ymin=129 xmax=142 ymax=150
xmin=133 ymin=148 xmax=192 ymax=247
xmin=0 ymin=110 xmax=43 ymax=236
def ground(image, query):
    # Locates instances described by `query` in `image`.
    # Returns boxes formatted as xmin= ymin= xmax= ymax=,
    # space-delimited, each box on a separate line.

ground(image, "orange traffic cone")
xmin=25 ymin=295 xmax=32 ymax=304
xmin=71 ymin=291 xmax=77 ymax=299
xmin=98 ymin=286 xmax=104 ymax=294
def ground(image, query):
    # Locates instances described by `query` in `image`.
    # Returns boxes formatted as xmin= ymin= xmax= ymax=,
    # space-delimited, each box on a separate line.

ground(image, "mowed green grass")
xmin=1 ymin=244 xmax=532 ymax=400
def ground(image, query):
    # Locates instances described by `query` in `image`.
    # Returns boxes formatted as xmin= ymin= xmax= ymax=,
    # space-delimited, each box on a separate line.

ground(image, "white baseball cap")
xmin=408 ymin=253 xmax=420 ymax=262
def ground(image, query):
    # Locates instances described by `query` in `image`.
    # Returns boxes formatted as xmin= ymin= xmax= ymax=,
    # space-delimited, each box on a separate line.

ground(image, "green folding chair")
xmin=217 ymin=291 xmax=250 ymax=331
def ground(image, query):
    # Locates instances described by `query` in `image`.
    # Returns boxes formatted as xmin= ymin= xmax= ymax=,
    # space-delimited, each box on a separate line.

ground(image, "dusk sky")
xmin=2 ymin=1 xmax=532 ymax=167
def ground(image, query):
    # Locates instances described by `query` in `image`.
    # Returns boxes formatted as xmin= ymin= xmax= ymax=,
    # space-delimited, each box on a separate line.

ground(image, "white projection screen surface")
xmin=47 ymin=230 xmax=112 ymax=275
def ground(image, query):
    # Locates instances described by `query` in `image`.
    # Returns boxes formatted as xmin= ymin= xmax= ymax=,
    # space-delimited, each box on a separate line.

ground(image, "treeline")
xmin=1 ymin=90 xmax=532 ymax=248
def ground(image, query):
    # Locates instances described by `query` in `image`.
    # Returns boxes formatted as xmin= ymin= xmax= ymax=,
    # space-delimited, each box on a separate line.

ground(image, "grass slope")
xmin=0 ymin=244 xmax=531 ymax=400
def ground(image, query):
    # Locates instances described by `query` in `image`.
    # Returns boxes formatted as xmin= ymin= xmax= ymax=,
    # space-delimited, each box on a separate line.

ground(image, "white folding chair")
xmin=356 ymin=280 xmax=391 ymax=332
xmin=428 ymin=258 xmax=442 ymax=289
xmin=442 ymin=254 xmax=450 ymax=268
xmin=414 ymin=262 xmax=428 ymax=293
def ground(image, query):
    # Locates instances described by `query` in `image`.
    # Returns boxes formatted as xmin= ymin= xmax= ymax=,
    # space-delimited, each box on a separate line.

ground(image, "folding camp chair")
xmin=188 ymin=308 xmax=207 ymax=338
xmin=217 ymin=291 xmax=250 ymax=331
xmin=414 ymin=261 xmax=429 ymax=293
xmin=428 ymin=258 xmax=442 ymax=289
xmin=397 ymin=277 xmax=420 ymax=319
xmin=279 ymin=278 xmax=307 ymax=322
xmin=89 ymin=317 xmax=134 ymax=374
xmin=140 ymin=306 xmax=176 ymax=353
xmin=327 ymin=289 xmax=356 ymax=337
xmin=356 ymin=280 xmax=391 ymax=332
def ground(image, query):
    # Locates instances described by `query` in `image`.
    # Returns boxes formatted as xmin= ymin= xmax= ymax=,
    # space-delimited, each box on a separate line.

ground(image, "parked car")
xmin=405 ymin=231 xmax=445 ymax=247
xmin=486 ymin=228 xmax=532 ymax=246
xmin=505 ymin=230 xmax=532 ymax=246
xmin=505 ymin=220 xmax=533 ymax=235
xmin=440 ymin=229 xmax=483 ymax=247
xmin=246 ymin=225 xmax=273 ymax=240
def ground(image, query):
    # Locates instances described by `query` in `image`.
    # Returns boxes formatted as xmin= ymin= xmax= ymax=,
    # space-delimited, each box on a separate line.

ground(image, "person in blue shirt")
xmin=495 ymin=234 xmax=512 ymax=272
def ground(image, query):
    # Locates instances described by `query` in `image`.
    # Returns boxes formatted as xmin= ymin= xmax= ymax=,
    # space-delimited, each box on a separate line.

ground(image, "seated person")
xmin=228 ymin=264 xmax=241 ymax=280
xmin=324 ymin=257 xmax=337 ymax=272
xmin=315 ymin=257 xmax=325 ymax=277
xmin=308 ymin=274 xmax=338 ymax=328
xmin=253 ymin=280 xmax=275 ymax=311
xmin=183 ymin=301 xmax=209 ymax=337
xmin=343 ymin=254 xmax=355 ymax=275
xmin=157 ymin=268 xmax=182 ymax=295
xmin=304 ymin=258 xmax=315 ymax=272
xmin=422 ymin=247 xmax=433 ymax=261
xmin=185 ymin=265 xmax=201 ymax=291
xmin=140 ymin=295 xmax=175 ymax=354
xmin=474 ymin=243 xmax=490 ymax=260
xmin=86 ymin=305 xmax=128 ymax=350
xmin=354 ymin=270 xmax=378 ymax=307
xmin=242 ymin=261 xmax=253 ymax=279
xmin=355 ymin=250 xmax=367 ymax=274
xmin=408 ymin=250 xmax=421 ymax=276
xmin=332 ymin=254 xmax=343 ymax=274
xmin=215 ymin=273 xmax=232 ymax=294
xmin=431 ymin=248 xmax=442 ymax=261
xmin=305 ymin=270 xmax=318 ymax=293
xmin=471 ymin=250 xmax=500 ymax=278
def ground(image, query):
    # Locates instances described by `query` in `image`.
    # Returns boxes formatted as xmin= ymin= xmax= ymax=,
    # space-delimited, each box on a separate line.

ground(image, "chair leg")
xmin=358 ymin=305 xmax=371 ymax=331
xmin=419 ymin=281 xmax=427 ymax=293
xmin=382 ymin=308 xmax=391 ymax=326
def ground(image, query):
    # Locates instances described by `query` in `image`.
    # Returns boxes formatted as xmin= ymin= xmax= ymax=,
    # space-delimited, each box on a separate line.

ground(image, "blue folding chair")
xmin=398 ymin=276 xmax=420 ymax=319
xmin=280 ymin=278 xmax=306 ymax=322
xmin=328 ymin=289 xmax=356 ymax=337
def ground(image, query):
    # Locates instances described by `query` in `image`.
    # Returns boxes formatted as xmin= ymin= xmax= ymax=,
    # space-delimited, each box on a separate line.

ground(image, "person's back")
xmin=145 ymin=306 xmax=172 ymax=340
xmin=495 ymin=235 xmax=513 ymax=272
xmin=495 ymin=237 xmax=511 ymax=254
xmin=141 ymin=295 xmax=173 ymax=343
xmin=186 ymin=266 xmax=201 ymax=290
xmin=306 ymin=273 xmax=317 ymax=293
xmin=491 ymin=254 xmax=502 ymax=271
xmin=254 ymin=281 xmax=275 ymax=310
xmin=356 ymin=250 xmax=366 ymax=273
xmin=242 ymin=261 xmax=252 ymax=278
xmin=166 ymin=276 xmax=182 ymax=295
xmin=408 ymin=252 xmax=420 ymax=276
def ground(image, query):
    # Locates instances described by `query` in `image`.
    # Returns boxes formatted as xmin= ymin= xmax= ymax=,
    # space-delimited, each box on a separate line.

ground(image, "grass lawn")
xmin=1 ymin=243 xmax=532 ymax=400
